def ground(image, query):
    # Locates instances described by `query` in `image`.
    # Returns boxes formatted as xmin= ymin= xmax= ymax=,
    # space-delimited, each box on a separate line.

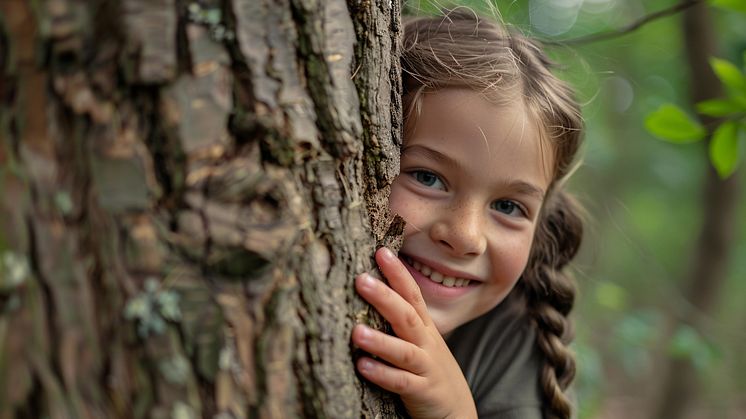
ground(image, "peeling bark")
xmin=0 ymin=0 xmax=405 ymax=417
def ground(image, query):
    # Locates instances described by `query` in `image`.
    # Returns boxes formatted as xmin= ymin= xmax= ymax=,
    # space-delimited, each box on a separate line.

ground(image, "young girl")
xmin=351 ymin=8 xmax=583 ymax=419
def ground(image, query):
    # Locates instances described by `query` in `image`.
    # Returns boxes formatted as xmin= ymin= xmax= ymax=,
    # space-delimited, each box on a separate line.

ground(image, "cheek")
xmin=490 ymin=235 xmax=534 ymax=284
xmin=388 ymin=177 xmax=406 ymax=214
xmin=388 ymin=179 xmax=420 ymax=235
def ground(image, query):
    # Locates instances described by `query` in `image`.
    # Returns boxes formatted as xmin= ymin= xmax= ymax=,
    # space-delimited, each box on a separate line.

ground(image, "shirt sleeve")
xmin=446 ymin=289 xmax=545 ymax=419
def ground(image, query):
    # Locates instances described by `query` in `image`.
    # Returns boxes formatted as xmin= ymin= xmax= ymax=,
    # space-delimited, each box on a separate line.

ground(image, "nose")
xmin=429 ymin=202 xmax=487 ymax=257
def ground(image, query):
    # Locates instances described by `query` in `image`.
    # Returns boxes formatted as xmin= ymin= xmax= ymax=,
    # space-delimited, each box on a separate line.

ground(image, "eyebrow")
xmin=510 ymin=180 xmax=546 ymax=201
xmin=402 ymin=144 xmax=547 ymax=201
xmin=402 ymin=144 xmax=461 ymax=171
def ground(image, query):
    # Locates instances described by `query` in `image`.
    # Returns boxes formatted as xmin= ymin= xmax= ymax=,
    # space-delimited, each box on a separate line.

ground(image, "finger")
xmin=352 ymin=324 xmax=427 ymax=375
xmin=375 ymin=247 xmax=431 ymax=323
xmin=356 ymin=356 xmax=426 ymax=397
xmin=356 ymin=273 xmax=428 ymax=345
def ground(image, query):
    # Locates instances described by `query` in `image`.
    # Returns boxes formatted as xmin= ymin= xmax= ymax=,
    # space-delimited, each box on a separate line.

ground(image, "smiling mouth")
xmin=401 ymin=255 xmax=474 ymax=288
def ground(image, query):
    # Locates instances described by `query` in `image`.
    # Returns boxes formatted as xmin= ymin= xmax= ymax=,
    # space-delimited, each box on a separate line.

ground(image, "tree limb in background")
xmin=542 ymin=0 xmax=702 ymax=46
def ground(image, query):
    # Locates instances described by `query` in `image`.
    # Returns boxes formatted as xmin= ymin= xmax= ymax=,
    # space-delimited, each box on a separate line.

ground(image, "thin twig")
xmin=541 ymin=0 xmax=703 ymax=46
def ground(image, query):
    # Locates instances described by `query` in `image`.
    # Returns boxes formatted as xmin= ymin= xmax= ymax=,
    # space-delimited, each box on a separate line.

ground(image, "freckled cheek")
xmin=488 ymin=238 xmax=534 ymax=285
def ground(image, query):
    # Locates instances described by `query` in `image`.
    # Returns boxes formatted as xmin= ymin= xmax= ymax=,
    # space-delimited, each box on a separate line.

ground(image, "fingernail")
xmin=357 ymin=324 xmax=372 ymax=341
xmin=359 ymin=358 xmax=374 ymax=373
xmin=357 ymin=273 xmax=375 ymax=290
xmin=379 ymin=247 xmax=395 ymax=261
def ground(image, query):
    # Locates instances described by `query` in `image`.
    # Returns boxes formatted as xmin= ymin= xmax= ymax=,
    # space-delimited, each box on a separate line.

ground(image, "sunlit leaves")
xmin=710 ymin=57 xmax=746 ymax=95
xmin=709 ymin=121 xmax=742 ymax=178
xmin=645 ymin=104 xmax=706 ymax=143
xmin=645 ymin=56 xmax=746 ymax=178
xmin=696 ymin=98 xmax=745 ymax=117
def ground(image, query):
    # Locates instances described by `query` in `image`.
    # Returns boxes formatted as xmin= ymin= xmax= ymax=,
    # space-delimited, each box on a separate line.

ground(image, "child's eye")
xmin=490 ymin=200 xmax=525 ymax=217
xmin=411 ymin=170 xmax=446 ymax=190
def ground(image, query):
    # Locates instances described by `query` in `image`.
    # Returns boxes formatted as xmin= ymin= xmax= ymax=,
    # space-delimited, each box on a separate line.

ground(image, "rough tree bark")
xmin=648 ymin=2 xmax=741 ymax=418
xmin=0 ymin=0 xmax=405 ymax=418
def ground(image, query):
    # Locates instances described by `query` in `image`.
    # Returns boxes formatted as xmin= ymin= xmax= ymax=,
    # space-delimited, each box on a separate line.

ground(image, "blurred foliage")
xmin=406 ymin=0 xmax=745 ymax=417
xmin=646 ymin=55 xmax=746 ymax=177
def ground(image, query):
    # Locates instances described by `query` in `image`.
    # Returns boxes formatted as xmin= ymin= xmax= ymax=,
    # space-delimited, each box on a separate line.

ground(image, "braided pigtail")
xmin=519 ymin=189 xmax=583 ymax=419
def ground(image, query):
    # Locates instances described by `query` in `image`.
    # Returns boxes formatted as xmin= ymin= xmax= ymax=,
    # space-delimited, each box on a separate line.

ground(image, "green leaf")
xmin=710 ymin=0 xmax=746 ymax=14
xmin=710 ymin=57 xmax=746 ymax=95
xmin=709 ymin=121 xmax=742 ymax=178
xmin=645 ymin=104 xmax=706 ymax=143
xmin=696 ymin=98 xmax=745 ymax=117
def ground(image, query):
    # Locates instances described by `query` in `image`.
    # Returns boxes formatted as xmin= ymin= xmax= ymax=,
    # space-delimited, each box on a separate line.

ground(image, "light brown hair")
xmin=402 ymin=8 xmax=584 ymax=419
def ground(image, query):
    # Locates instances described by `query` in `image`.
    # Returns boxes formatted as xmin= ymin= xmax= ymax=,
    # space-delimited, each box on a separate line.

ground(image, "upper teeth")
xmin=406 ymin=257 xmax=472 ymax=288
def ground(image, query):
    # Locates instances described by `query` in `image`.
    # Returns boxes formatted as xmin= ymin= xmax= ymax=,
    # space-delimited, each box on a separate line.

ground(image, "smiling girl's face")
xmin=389 ymin=88 xmax=554 ymax=335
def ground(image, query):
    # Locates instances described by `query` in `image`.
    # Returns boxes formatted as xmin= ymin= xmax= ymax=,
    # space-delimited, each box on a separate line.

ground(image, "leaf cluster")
xmin=645 ymin=54 xmax=746 ymax=178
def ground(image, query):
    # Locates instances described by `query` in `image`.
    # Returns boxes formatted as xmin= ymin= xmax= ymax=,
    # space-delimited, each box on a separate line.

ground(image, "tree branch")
xmin=541 ymin=0 xmax=703 ymax=46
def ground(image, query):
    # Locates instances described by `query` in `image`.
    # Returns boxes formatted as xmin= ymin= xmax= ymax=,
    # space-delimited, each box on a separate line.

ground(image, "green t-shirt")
xmin=446 ymin=289 xmax=544 ymax=419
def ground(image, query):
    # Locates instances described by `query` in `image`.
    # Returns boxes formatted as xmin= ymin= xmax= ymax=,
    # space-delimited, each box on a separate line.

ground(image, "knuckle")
xmin=392 ymin=374 xmax=410 ymax=394
xmin=399 ymin=346 xmax=418 ymax=367
xmin=408 ymin=288 xmax=425 ymax=307
xmin=403 ymin=308 xmax=420 ymax=329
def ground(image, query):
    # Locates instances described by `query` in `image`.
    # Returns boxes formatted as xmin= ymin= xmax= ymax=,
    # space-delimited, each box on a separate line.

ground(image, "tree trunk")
xmin=648 ymin=2 xmax=741 ymax=418
xmin=0 ymin=0 xmax=405 ymax=418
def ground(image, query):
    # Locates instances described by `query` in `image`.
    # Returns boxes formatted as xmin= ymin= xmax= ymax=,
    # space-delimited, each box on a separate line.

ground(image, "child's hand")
xmin=352 ymin=247 xmax=477 ymax=419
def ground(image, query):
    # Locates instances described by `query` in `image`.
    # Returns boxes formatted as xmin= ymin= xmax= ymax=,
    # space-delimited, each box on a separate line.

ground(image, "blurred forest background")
xmin=407 ymin=1 xmax=745 ymax=418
